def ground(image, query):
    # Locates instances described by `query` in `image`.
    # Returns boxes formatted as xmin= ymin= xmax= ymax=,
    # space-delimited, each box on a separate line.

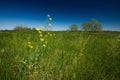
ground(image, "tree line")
xmin=14 ymin=18 xmax=102 ymax=31
xmin=69 ymin=18 xmax=102 ymax=31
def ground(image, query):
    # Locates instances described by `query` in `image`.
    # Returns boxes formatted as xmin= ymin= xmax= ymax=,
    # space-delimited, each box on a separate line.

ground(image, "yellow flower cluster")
xmin=46 ymin=14 xmax=53 ymax=31
xmin=42 ymin=43 xmax=46 ymax=48
xmin=46 ymin=32 xmax=56 ymax=38
xmin=36 ymin=28 xmax=42 ymax=34
xmin=48 ymin=23 xmax=52 ymax=27
xmin=40 ymin=38 xmax=44 ymax=42
xmin=36 ymin=28 xmax=47 ymax=48
xmin=27 ymin=41 xmax=33 ymax=49
xmin=27 ymin=14 xmax=55 ymax=49
xmin=47 ymin=14 xmax=52 ymax=21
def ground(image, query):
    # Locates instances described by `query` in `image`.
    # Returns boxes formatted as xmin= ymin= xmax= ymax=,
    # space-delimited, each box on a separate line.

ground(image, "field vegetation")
xmin=0 ymin=30 xmax=120 ymax=80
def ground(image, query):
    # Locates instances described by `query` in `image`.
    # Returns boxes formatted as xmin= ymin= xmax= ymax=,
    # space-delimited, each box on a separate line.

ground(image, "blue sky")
xmin=0 ymin=0 xmax=120 ymax=31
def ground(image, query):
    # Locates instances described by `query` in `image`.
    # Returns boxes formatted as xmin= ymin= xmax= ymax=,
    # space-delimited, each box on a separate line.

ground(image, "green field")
xmin=0 ymin=30 xmax=120 ymax=80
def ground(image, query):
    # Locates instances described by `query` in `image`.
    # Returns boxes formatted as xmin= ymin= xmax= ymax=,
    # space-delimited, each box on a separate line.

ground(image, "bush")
xmin=69 ymin=24 xmax=78 ymax=31
xmin=14 ymin=25 xmax=31 ymax=31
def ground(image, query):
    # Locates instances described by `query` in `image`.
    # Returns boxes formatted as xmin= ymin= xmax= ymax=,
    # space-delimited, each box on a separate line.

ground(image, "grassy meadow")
xmin=0 ymin=30 xmax=120 ymax=80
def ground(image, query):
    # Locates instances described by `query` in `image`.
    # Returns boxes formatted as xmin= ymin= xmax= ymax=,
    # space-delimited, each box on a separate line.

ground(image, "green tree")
xmin=69 ymin=24 xmax=78 ymax=31
xmin=82 ymin=19 xmax=102 ymax=31
xmin=82 ymin=22 xmax=91 ymax=31
xmin=14 ymin=24 xmax=31 ymax=31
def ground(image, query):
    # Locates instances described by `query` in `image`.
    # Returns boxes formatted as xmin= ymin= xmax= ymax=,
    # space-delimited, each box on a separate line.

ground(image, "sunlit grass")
xmin=0 ymin=31 xmax=120 ymax=80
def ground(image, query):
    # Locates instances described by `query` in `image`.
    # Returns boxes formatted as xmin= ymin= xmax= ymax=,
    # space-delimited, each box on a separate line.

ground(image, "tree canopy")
xmin=69 ymin=24 xmax=78 ymax=31
xmin=82 ymin=19 xmax=102 ymax=31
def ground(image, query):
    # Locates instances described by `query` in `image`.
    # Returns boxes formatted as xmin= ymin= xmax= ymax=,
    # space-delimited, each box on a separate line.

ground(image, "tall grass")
xmin=0 ymin=30 xmax=120 ymax=80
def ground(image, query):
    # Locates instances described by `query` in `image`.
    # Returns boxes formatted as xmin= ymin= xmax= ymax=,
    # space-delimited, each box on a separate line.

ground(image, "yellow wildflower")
xmin=48 ymin=23 xmax=52 ymax=26
xmin=36 ymin=28 xmax=41 ymax=31
xmin=27 ymin=41 xmax=32 ymax=44
xmin=43 ymin=44 xmax=46 ymax=47
xmin=27 ymin=41 xmax=33 ymax=49
xmin=38 ymin=30 xmax=42 ymax=34
xmin=36 ymin=28 xmax=42 ymax=34
xmin=40 ymin=38 xmax=44 ymax=42
xmin=40 ymin=34 xmax=42 ymax=37
xmin=47 ymin=14 xmax=50 ymax=17
xmin=49 ymin=18 xmax=52 ymax=21
xmin=28 ymin=45 xmax=33 ymax=49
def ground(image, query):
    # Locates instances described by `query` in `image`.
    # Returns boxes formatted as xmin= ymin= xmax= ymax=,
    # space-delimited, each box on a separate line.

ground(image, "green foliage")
xmin=82 ymin=18 xmax=102 ymax=31
xmin=14 ymin=24 xmax=31 ymax=31
xmin=0 ymin=31 xmax=120 ymax=80
xmin=69 ymin=24 xmax=78 ymax=31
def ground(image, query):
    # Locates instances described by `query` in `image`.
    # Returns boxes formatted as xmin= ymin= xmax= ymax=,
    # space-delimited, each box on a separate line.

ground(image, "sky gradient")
xmin=0 ymin=0 xmax=120 ymax=31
